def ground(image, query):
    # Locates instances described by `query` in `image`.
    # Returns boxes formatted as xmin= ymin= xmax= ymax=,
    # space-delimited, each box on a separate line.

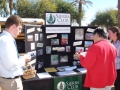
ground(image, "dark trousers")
xmin=114 ymin=69 xmax=120 ymax=90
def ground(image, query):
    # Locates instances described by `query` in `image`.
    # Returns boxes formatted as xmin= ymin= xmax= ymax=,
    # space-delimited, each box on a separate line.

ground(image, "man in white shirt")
xmin=0 ymin=15 xmax=31 ymax=90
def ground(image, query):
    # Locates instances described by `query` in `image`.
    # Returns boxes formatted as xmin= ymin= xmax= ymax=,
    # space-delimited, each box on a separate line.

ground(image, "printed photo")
xmin=51 ymin=39 xmax=59 ymax=45
xmin=51 ymin=55 xmax=59 ymax=65
xmin=38 ymin=49 xmax=43 ymax=56
xmin=40 ymin=33 xmax=43 ymax=41
xmin=66 ymin=46 xmax=70 ymax=52
xmin=85 ymin=41 xmax=93 ymax=47
xmin=31 ymin=43 xmax=35 ymax=50
xmin=60 ymin=55 xmax=68 ymax=62
xmin=75 ymin=28 xmax=84 ymax=40
xmin=27 ymin=35 xmax=33 ymax=41
xmin=75 ymin=47 xmax=84 ymax=52
xmin=52 ymin=47 xmax=65 ymax=52
xmin=38 ymin=60 xmax=44 ymax=69
xmin=46 ymin=46 xmax=51 ymax=54
xmin=61 ymin=34 xmax=68 ymax=45
xmin=85 ymin=33 xmax=94 ymax=40
xmin=28 ymin=51 xmax=36 ymax=58
xmin=35 ymin=34 xmax=39 ymax=41
xmin=37 ymin=43 xmax=43 ymax=47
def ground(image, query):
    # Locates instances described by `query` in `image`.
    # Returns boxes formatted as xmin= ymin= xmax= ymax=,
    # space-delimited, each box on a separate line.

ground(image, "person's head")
xmin=108 ymin=26 xmax=120 ymax=42
xmin=93 ymin=28 xmax=107 ymax=43
xmin=5 ymin=15 xmax=23 ymax=38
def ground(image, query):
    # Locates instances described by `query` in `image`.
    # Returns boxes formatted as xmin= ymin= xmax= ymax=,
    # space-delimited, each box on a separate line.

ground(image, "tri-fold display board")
xmin=24 ymin=12 xmax=97 ymax=73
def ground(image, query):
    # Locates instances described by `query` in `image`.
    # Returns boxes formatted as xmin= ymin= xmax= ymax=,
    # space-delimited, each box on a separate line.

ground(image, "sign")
xmin=46 ymin=27 xmax=71 ymax=33
xmin=45 ymin=13 xmax=71 ymax=25
xmin=54 ymin=75 xmax=82 ymax=90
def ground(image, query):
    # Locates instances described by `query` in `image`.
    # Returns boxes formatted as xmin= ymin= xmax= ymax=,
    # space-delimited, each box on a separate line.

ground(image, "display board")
xmin=24 ymin=24 xmax=43 ymax=69
xmin=24 ymin=12 xmax=97 ymax=73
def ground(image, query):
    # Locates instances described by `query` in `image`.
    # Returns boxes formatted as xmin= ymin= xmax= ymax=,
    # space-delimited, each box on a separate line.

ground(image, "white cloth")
xmin=90 ymin=85 xmax=112 ymax=90
xmin=0 ymin=30 xmax=25 ymax=78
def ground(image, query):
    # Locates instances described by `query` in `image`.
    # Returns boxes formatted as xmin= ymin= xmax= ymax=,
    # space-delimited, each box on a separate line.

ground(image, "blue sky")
xmin=81 ymin=0 xmax=117 ymax=26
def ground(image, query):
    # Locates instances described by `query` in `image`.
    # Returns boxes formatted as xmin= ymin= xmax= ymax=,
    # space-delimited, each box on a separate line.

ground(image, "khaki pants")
xmin=0 ymin=87 xmax=2 ymax=90
xmin=0 ymin=77 xmax=23 ymax=90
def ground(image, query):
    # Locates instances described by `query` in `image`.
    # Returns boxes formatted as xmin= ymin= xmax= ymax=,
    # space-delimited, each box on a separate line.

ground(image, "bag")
xmin=23 ymin=64 xmax=36 ymax=79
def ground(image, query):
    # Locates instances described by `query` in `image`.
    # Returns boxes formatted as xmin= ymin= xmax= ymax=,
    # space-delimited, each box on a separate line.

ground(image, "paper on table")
xmin=56 ymin=66 xmax=70 ymax=71
xmin=44 ymin=67 xmax=57 ymax=72
xmin=37 ymin=72 xmax=52 ymax=79
xmin=56 ymin=70 xmax=77 ymax=76
xmin=77 ymin=68 xmax=87 ymax=73
xmin=64 ymin=66 xmax=77 ymax=71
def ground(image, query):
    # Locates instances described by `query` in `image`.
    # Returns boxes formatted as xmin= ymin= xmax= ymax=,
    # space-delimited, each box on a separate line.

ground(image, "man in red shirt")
xmin=76 ymin=29 xmax=117 ymax=90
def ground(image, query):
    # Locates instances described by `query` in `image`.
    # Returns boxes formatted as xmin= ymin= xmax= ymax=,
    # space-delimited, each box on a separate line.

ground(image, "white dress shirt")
xmin=0 ymin=30 xmax=25 ymax=78
xmin=113 ymin=40 xmax=120 ymax=70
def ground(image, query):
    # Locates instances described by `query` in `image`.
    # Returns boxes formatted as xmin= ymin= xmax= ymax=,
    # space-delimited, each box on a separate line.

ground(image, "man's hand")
xmin=24 ymin=53 xmax=31 ymax=63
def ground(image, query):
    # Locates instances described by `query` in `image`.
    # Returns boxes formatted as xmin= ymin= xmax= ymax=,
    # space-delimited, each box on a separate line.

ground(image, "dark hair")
xmin=5 ymin=15 xmax=23 ymax=28
xmin=93 ymin=28 xmax=107 ymax=39
xmin=108 ymin=26 xmax=120 ymax=40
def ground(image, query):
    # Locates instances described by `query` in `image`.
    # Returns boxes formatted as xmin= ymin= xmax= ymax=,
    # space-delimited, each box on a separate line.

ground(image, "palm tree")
xmin=118 ymin=0 xmax=120 ymax=28
xmin=9 ymin=0 xmax=13 ymax=15
xmin=71 ymin=0 xmax=92 ymax=26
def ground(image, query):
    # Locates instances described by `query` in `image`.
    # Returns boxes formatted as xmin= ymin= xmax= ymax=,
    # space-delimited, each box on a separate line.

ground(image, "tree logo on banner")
xmin=47 ymin=14 xmax=56 ymax=25
xmin=57 ymin=81 xmax=66 ymax=90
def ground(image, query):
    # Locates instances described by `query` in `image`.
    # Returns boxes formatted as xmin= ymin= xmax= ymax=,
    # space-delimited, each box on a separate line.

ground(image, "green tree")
xmin=0 ymin=0 xmax=9 ymax=17
xmin=55 ymin=0 xmax=81 ymax=23
xmin=69 ymin=0 xmax=93 ymax=26
xmin=90 ymin=9 xmax=118 ymax=29
xmin=15 ymin=0 xmax=57 ymax=18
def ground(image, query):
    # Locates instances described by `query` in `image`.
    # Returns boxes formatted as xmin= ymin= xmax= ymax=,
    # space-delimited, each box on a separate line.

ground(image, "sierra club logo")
xmin=47 ymin=14 xmax=56 ymax=25
xmin=57 ymin=81 xmax=66 ymax=90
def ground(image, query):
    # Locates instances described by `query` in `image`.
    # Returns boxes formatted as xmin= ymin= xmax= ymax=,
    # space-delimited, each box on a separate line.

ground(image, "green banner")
xmin=54 ymin=75 xmax=82 ymax=90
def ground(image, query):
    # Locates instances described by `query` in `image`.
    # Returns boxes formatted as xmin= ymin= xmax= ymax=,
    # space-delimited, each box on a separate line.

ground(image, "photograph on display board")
xmin=37 ymin=49 xmax=43 ymax=56
xmin=85 ymin=33 xmax=94 ymax=40
xmin=66 ymin=46 xmax=70 ymax=52
xmin=60 ymin=55 xmax=68 ymax=62
xmin=37 ymin=43 xmax=43 ymax=47
xmin=85 ymin=41 xmax=93 ymax=48
xmin=51 ymin=55 xmax=59 ymax=65
xmin=28 ymin=51 xmax=36 ymax=58
xmin=38 ymin=60 xmax=44 ymax=69
xmin=73 ymin=47 xmax=84 ymax=60
xmin=75 ymin=28 xmax=84 ymax=40
xmin=35 ymin=34 xmax=39 ymax=41
xmin=46 ymin=46 xmax=51 ymax=54
xmin=51 ymin=39 xmax=59 ymax=45
xmin=75 ymin=47 xmax=84 ymax=52
xmin=61 ymin=34 xmax=68 ymax=45
xmin=40 ymin=33 xmax=43 ymax=41
xmin=31 ymin=43 xmax=35 ymax=50
xmin=27 ymin=35 xmax=33 ymax=41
